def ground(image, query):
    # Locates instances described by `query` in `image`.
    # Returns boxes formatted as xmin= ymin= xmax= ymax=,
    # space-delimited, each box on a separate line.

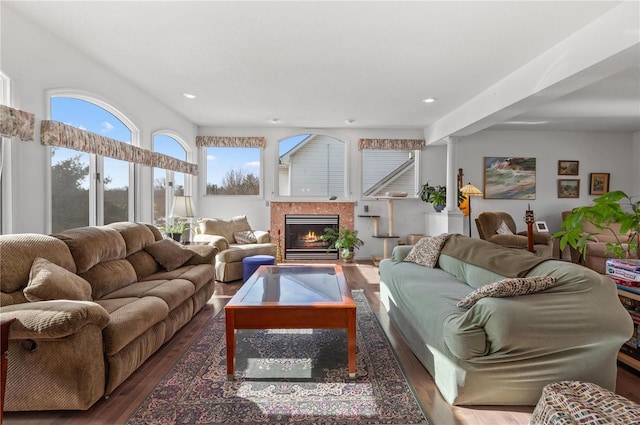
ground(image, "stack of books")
xmin=607 ymin=259 xmax=640 ymax=360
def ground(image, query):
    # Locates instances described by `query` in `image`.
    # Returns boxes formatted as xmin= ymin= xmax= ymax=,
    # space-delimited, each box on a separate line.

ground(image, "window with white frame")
xmin=361 ymin=148 xmax=419 ymax=197
xmin=205 ymin=146 xmax=261 ymax=195
xmin=153 ymin=134 xmax=186 ymax=225
xmin=50 ymin=96 xmax=134 ymax=232
xmin=278 ymin=134 xmax=346 ymax=197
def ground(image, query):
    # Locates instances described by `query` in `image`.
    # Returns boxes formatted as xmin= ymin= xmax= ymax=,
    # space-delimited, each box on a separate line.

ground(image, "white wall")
xmin=1 ymin=6 xmax=196 ymax=233
xmin=454 ymin=130 xmax=636 ymax=239
xmin=196 ymin=127 xmax=636 ymax=260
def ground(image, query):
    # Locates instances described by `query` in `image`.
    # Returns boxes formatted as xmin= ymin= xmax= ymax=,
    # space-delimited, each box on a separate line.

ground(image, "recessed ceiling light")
xmin=346 ymin=119 xmax=355 ymax=125
xmin=422 ymin=98 xmax=436 ymax=103
xmin=183 ymin=93 xmax=196 ymax=99
xmin=270 ymin=118 xmax=280 ymax=124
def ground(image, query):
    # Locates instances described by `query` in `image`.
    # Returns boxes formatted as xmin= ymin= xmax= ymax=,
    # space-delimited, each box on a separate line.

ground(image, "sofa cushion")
xmin=198 ymin=215 xmax=251 ymax=244
xmin=96 ymin=296 xmax=169 ymax=356
xmin=55 ymin=226 xmax=127 ymax=273
xmin=101 ymin=278 xmax=195 ymax=311
xmin=144 ymin=239 xmax=195 ymax=271
xmin=457 ymin=276 xmax=558 ymax=308
xmin=0 ymin=233 xmax=76 ymax=296
xmin=126 ymin=250 xmax=162 ymax=281
xmin=105 ymin=222 xmax=157 ymax=257
xmin=24 ymin=258 xmax=92 ymax=302
xmin=234 ymin=230 xmax=257 ymax=244
xmin=79 ymin=260 xmax=138 ymax=300
xmin=403 ymin=234 xmax=449 ymax=267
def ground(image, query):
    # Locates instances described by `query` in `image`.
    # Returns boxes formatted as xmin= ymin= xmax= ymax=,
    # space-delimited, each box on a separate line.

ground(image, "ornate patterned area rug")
xmin=126 ymin=290 xmax=431 ymax=425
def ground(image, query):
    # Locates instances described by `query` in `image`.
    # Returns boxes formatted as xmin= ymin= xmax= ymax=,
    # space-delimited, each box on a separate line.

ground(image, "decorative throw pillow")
xmin=496 ymin=220 xmax=513 ymax=235
xmin=403 ymin=233 xmax=450 ymax=268
xmin=457 ymin=275 xmax=558 ymax=308
xmin=234 ymin=230 xmax=258 ymax=244
xmin=144 ymin=239 xmax=195 ymax=271
xmin=24 ymin=257 xmax=92 ymax=302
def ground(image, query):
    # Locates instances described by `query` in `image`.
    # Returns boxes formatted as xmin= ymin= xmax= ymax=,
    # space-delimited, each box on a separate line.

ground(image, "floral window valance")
xmin=358 ymin=138 xmax=425 ymax=151
xmin=0 ymin=104 xmax=35 ymax=142
xmin=41 ymin=120 xmax=198 ymax=175
xmin=196 ymin=136 xmax=266 ymax=148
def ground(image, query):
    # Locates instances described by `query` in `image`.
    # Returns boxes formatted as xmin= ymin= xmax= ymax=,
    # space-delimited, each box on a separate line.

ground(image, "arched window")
xmin=278 ymin=134 xmax=346 ymax=197
xmin=153 ymin=133 xmax=187 ymax=225
xmin=49 ymin=95 xmax=135 ymax=232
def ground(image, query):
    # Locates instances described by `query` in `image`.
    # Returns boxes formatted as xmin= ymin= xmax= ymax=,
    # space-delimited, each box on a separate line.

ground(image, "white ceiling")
xmin=4 ymin=1 xmax=639 ymax=133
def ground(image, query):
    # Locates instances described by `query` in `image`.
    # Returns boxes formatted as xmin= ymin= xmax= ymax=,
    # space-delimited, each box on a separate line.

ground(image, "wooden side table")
xmin=0 ymin=317 xmax=16 ymax=424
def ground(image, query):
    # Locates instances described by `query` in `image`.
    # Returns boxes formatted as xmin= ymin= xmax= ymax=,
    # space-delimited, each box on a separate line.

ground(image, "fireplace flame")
xmin=302 ymin=231 xmax=317 ymax=241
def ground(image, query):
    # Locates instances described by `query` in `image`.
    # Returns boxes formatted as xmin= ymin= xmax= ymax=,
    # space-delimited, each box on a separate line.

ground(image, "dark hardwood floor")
xmin=4 ymin=261 xmax=639 ymax=425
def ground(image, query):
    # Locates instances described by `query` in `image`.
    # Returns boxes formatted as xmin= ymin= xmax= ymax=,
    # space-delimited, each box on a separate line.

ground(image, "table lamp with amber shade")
xmin=460 ymin=182 xmax=483 ymax=237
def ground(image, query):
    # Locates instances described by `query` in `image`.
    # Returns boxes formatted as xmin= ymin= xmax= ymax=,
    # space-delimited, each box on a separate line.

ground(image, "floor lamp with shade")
xmin=171 ymin=195 xmax=196 ymax=243
xmin=460 ymin=183 xmax=483 ymax=237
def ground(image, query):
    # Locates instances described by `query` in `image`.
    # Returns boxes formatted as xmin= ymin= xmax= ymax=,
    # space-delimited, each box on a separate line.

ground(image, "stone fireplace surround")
xmin=269 ymin=202 xmax=355 ymax=246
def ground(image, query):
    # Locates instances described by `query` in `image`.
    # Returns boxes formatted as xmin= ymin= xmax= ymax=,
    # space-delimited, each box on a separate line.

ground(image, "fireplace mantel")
xmin=270 ymin=202 xmax=355 ymax=235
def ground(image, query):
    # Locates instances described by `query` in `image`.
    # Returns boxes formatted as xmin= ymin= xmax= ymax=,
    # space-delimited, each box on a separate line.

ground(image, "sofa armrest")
xmin=0 ymin=300 xmax=110 ymax=340
xmin=253 ymin=230 xmax=271 ymax=243
xmin=391 ymin=245 xmax=414 ymax=261
xmin=192 ymin=234 xmax=229 ymax=252
xmin=487 ymin=234 xmax=527 ymax=248
xmin=184 ymin=244 xmax=218 ymax=265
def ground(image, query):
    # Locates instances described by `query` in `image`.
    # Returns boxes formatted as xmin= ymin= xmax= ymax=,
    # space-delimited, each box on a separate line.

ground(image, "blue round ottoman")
xmin=242 ymin=255 xmax=276 ymax=282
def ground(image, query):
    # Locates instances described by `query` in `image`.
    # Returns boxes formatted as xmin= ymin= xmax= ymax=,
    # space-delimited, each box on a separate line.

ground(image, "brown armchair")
xmin=475 ymin=211 xmax=553 ymax=257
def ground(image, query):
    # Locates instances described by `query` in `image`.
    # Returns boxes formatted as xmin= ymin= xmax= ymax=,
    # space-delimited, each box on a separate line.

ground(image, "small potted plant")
xmin=157 ymin=219 xmax=192 ymax=242
xmin=321 ymin=227 xmax=364 ymax=263
xmin=418 ymin=182 xmax=464 ymax=212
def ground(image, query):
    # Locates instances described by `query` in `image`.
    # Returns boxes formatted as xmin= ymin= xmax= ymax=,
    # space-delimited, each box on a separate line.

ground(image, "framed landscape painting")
xmin=558 ymin=179 xmax=580 ymax=198
xmin=483 ymin=157 xmax=536 ymax=199
xmin=558 ymin=160 xmax=579 ymax=175
xmin=589 ymin=173 xmax=610 ymax=195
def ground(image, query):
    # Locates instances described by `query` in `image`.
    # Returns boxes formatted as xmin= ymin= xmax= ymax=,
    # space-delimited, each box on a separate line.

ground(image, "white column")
xmin=444 ymin=136 xmax=460 ymax=212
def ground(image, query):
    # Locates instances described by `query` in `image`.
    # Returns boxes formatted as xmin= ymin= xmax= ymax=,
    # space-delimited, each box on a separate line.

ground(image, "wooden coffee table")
xmin=225 ymin=264 xmax=356 ymax=379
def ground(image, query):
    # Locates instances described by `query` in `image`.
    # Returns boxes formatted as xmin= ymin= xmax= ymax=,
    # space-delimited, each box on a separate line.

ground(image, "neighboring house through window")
xmin=362 ymin=149 xmax=418 ymax=197
xmin=278 ymin=134 xmax=346 ymax=197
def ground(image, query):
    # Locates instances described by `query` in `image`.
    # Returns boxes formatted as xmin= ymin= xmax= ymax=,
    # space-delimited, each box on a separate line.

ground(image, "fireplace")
xmin=285 ymin=214 xmax=339 ymax=260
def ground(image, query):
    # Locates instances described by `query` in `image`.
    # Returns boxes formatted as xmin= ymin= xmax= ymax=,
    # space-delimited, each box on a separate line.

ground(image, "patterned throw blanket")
xmin=440 ymin=234 xmax=552 ymax=277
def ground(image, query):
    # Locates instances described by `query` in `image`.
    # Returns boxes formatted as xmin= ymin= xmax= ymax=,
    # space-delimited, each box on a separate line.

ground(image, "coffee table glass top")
xmin=239 ymin=266 xmax=343 ymax=304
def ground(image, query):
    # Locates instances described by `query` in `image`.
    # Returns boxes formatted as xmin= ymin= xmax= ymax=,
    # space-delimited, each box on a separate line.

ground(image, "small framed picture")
xmin=558 ymin=160 xmax=579 ymax=175
xmin=535 ymin=221 xmax=549 ymax=233
xmin=557 ymin=179 xmax=580 ymax=198
xmin=589 ymin=173 xmax=610 ymax=195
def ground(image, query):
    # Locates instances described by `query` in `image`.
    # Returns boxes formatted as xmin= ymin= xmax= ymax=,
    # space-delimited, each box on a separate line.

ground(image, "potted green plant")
xmin=554 ymin=190 xmax=639 ymax=260
xmin=418 ymin=182 xmax=465 ymax=213
xmin=321 ymin=227 xmax=364 ymax=263
xmin=157 ymin=219 xmax=192 ymax=242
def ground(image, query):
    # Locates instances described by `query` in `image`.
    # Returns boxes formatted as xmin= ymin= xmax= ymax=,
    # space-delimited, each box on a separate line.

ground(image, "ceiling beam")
xmin=424 ymin=1 xmax=640 ymax=144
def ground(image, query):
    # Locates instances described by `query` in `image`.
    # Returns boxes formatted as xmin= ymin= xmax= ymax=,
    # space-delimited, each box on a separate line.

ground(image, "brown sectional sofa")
xmin=0 ymin=222 xmax=217 ymax=411
xmin=193 ymin=215 xmax=276 ymax=282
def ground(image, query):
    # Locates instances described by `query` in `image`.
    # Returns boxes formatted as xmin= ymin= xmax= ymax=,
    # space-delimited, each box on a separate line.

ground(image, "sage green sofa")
xmin=0 ymin=222 xmax=217 ymax=411
xmin=379 ymin=234 xmax=633 ymax=406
